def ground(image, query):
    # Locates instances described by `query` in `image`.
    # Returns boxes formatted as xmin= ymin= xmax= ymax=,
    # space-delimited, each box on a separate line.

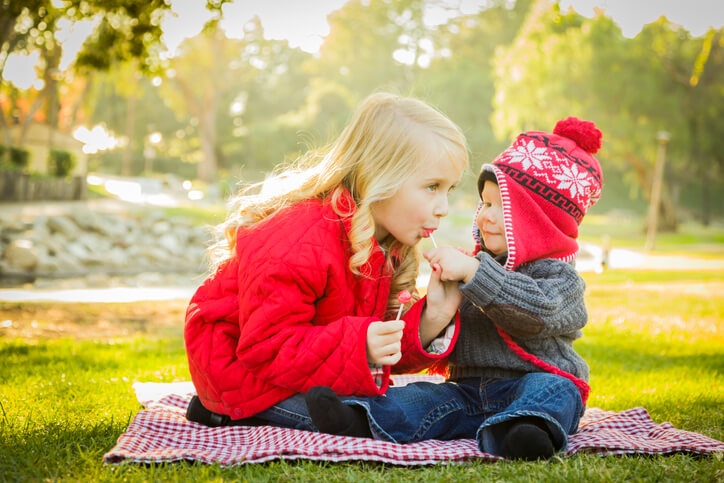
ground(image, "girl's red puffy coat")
xmin=185 ymin=192 xmax=457 ymax=420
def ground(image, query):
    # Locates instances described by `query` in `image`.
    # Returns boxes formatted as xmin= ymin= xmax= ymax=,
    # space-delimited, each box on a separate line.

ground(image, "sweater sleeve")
xmin=235 ymin=221 xmax=387 ymax=397
xmin=459 ymin=254 xmax=587 ymax=340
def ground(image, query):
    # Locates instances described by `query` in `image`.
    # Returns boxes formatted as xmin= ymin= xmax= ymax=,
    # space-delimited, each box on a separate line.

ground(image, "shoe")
xmin=499 ymin=418 xmax=556 ymax=461
xmin=304 ymin=386 xmax=371 ymax=437
xmin=186 ymin=395 xmax=231 ymax=427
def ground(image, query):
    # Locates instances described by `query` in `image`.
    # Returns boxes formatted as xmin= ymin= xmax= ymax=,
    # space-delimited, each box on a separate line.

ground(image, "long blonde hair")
xmin=211 ymin=92 xmax=468 ymax=316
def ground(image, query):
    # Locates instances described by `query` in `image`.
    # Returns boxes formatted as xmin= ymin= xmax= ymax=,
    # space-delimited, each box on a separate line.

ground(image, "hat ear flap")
xmin=472 ymin=201 xmax=483 ymax=254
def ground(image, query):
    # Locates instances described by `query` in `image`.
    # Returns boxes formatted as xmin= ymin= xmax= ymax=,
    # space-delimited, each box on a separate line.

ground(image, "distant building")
xmin=4 ymin=123 xmax=87 ymax=175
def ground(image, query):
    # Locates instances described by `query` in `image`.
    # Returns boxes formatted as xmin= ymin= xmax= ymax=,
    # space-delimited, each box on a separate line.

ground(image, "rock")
xmin=65 ymin=241 xmax=91 ymax=261
xmin=158 ymin=233 xmax=183 ymax=255
xmin=96 ymin=214 xmax=132 ymax=238
xmin=105 ymin=247 xmax=130 ymax=268
xmin=69 ymin=208 xmax=102 ymax=231
xmin=0 ymin=207 xmax=209 ymax=284
xmin=151 ymin=221 xmax=173 ymax=236
xmin=1 ymin=217 xmax=27 ymax=233
xmin=47 ymin=216 xmax=79 ymax=237
xmin=43 ymin=233 xmax=70 ymax=257
xmin=3 ymin=239 xmax=38 ymax=270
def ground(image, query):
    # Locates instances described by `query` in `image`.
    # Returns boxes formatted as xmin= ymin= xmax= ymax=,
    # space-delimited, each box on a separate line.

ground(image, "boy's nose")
xmin=479 ymin=209 xmax=494 ymax=225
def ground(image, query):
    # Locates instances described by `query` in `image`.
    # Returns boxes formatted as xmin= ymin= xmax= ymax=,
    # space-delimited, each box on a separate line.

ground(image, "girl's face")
xmin=476 ymin=181 xmax=507 ymax=256
xmin=371 ymin=153 xmax=462 ymax=247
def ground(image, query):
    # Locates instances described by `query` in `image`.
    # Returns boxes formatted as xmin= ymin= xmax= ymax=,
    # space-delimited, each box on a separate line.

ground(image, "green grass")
xmin=1 ymin=271 xmax=723 ymax=481
xmin=158 ymin=205 xmax=226 ymax=227
xmin=582 ymin=269 xmax=724 ymax=284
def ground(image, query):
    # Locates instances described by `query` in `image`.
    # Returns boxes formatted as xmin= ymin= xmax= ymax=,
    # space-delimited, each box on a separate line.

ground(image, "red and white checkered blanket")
xmin=104 ymin=376 xmax=724 ymax=466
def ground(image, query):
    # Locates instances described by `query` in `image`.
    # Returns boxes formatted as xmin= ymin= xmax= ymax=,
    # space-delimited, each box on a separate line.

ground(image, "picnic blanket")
xmin=104 ymin=376 xmax=724 ymax=466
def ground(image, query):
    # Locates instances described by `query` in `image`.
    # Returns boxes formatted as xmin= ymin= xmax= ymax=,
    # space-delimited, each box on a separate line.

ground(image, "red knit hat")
xmin=474 ymin=117 xmax=603 ymax=271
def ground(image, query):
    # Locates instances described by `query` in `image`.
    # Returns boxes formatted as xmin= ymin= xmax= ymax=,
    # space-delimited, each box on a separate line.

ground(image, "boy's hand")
xmin=366 ymin=320 xmax=405 ymax=366
xmin=423 ymin=246 xmax=480 ymax=284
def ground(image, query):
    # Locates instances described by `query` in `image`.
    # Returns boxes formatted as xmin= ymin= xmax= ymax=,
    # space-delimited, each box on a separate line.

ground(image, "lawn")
xmin=0 ymin=269 xmax=722 ymax=481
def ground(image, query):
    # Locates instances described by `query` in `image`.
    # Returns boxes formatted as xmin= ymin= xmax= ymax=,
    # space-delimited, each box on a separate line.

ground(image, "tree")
xmin=491 ymin=0 xmax=724 ymax=231
xmin=310 ymin=0 xmax=430 ymax=98
xmin=156 ymin=18 xmax=313 ymax=183
xmin=416 ymin=0 xmax=534 ymax=171
xmin=85 ymin=61 xmax=183 ymax=177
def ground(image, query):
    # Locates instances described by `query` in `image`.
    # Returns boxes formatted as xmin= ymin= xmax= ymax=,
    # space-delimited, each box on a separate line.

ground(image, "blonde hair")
xmin=211 ymin=92 xmax=468 ymax=316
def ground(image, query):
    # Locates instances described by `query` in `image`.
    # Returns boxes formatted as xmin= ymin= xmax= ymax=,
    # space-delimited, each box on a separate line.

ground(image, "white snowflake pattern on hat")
xmin=506 ymin=139 xmax=553 ymax=170
xmin=552 ymin=163 xmax=591 ymax=201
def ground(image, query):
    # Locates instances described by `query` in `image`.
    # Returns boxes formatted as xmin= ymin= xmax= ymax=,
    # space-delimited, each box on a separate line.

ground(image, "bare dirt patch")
xmin=0 ymin=300 xmax=188 ymax=340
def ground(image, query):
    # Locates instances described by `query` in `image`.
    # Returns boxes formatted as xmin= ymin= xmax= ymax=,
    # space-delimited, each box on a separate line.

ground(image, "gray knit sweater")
xmin=448 ymin=252 xmax=590 ymax=382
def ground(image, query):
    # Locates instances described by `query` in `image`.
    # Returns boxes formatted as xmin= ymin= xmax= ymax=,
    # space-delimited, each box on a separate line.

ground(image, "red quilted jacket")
xmin=185 ymin=190 xmax=458 ymax=419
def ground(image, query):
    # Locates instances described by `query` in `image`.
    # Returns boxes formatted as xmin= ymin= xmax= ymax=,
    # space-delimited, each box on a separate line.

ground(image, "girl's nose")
xmin=433 ymin=194 xmax=449 ymax=217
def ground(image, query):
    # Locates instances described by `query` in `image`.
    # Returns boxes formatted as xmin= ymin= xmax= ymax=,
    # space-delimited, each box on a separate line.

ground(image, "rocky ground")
xmin=0 ymin=201 xmax=212 ymax=290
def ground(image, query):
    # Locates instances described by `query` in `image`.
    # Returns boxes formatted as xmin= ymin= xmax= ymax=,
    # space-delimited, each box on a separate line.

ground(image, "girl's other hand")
xmin=419 ymin=263 xmax=462 ymax=347
xmin=366 ymin=320 xmax=405 ymax=366
xmin=423 ymin=246 xmax=479 ymax=284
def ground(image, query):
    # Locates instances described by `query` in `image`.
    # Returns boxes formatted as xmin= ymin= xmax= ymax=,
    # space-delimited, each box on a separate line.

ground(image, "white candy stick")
xmin=395 ymin=305 xmax=404 ymax=320
xmin=429 ymin=232 xmax=438 ymax=248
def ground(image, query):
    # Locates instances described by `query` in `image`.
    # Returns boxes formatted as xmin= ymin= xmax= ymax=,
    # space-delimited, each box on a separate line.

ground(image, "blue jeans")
xmin=344 ymin=373 xmax=583 ymax=455
xmin=251 ymin=373 xmax=583 ymax=456
xmin=251 ymin=393 xmax=317 ymax=431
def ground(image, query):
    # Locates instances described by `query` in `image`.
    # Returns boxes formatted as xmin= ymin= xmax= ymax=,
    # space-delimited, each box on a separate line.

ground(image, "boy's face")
xmin=476 ymin=181 xmax=507 ymax=256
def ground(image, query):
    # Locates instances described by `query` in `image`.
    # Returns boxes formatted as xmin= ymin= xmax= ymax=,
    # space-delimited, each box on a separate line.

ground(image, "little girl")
xmin=184 ymin=92 xmax=468 ymax=429
xmin=305 ymin=117 xmax=603 ymax=460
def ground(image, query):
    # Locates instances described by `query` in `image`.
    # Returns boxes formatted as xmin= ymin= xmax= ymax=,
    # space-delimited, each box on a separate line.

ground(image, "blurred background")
xmin=0 ymin=0 xmax=723 ymax=296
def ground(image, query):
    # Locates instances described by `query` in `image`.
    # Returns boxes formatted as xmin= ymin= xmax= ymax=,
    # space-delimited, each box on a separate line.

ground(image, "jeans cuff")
xmin=476 ymin=410 xmax=568 ymax=455
xmin=343 ymin=401 xmax=398 ymax=443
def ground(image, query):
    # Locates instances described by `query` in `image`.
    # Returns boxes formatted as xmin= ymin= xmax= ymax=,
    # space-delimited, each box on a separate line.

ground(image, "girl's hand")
xmin=423 ymin=246 xmax=479 ymax=284
xmin=366 ymin=320 xmax=405 ymax=366
xmin=419 ymin=264 xmax=463 ymax=347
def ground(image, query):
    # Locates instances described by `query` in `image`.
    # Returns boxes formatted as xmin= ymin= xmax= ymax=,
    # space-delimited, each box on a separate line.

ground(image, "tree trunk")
xmin=198 ymin=120 xmax=218 ymax=183
xmin=197 ymin=94 xmax=218 ymax=183
xmin=701 ymin=166 xmax=710 ymax=225
xmin=122 ymin=91 xmax=137 ymax=176
xmin=69 ymin=76 xmax=92 ymax=127
xmin=43 ymin=44 xmax=62 ymax=130
xmin=0 ymin=108 xmax=11 ymax=146
xmin=656 ymin=183 xmax=679 ymax=232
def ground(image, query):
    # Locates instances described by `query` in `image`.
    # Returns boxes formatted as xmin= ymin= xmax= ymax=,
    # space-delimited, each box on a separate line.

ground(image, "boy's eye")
xmin=481 ymin=201 xmax=492 ymax=208
xmin=426 ymin=184 xmax=439 ymax=192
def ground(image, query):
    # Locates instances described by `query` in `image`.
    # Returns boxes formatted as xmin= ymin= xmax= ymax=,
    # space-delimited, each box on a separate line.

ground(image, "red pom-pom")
xmin=553 ymin=117 xmax=602 ymax=154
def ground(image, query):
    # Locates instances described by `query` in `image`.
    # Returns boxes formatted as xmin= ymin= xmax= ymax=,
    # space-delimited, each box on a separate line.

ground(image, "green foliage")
xmin=8 ymin=146 xmax=30 ymax=170
xmin=5 ymin=0 xmax=721 ymax=221
xmin=491 ymin=0 xmax=724 ymax=222
xmin=47 ymin=149 xmax=75 ymax=177
xmin=416 ymin=0 xmax=534 ymax=170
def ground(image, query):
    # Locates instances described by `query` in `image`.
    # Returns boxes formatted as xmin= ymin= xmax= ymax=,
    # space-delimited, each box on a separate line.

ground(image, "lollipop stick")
xmin=429 ymin=232 xmax=438 ymax=248
xmin=395 ymin=305 xmax=404 ymax=320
